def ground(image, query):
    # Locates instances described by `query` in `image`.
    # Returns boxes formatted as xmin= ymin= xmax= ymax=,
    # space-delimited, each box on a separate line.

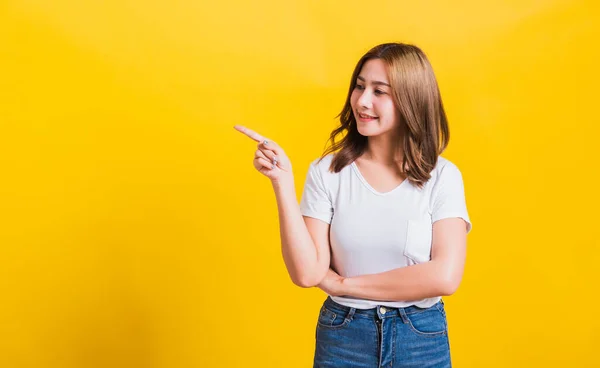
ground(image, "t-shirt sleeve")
xmin=431 ymin=162 xmax=472 ymax=233
xmin=299 ymin=160 xmax=334 ymax=224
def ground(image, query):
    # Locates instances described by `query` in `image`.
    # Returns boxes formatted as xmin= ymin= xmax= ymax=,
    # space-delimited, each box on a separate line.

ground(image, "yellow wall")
xmin=1 ymin=1 xmax=598 ymax=367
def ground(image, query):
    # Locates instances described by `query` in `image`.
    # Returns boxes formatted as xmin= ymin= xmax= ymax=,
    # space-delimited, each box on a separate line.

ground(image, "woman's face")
xmin=350 ymin=58 xmax=401 ymax=137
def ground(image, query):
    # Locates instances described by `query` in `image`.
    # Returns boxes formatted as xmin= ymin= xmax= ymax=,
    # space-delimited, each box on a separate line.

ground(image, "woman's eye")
xmin=355 ymin=84 xmax=365 ymax=90
xmin=374 ymin=89 xmax=385 ymax=95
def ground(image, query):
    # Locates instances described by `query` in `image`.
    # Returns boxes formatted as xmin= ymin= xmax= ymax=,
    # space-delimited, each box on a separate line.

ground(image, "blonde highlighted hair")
xmin=321 ymin=43 xmax=449 ymax=188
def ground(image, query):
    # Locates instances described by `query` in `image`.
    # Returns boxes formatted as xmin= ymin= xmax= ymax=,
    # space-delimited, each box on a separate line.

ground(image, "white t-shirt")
xmin=299 ymin=153 xmax=472 ymax=309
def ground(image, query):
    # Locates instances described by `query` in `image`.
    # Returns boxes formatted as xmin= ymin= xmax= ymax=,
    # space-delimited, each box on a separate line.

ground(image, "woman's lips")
xmin=357 ymin=112 xmax=378 ymax=122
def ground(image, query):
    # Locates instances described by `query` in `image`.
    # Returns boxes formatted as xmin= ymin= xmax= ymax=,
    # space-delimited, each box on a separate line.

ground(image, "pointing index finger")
xmin=234 ymin=125 xmax=265 ymax=143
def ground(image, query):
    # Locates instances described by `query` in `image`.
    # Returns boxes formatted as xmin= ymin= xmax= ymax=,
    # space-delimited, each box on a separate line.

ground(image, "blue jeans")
xmin=314 ymin=297 xmax=451 ymax=368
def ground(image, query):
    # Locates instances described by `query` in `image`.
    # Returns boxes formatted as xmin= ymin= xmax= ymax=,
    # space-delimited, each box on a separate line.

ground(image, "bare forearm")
xmin=341 ymin=261 xmax=460 ymax=301
xmin=272 ymin=179 xmax=325 ymax=287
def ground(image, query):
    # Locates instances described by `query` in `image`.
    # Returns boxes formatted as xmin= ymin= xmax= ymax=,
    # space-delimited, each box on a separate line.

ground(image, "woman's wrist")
xmin=271 ymin=175 xmax=295 ymax=194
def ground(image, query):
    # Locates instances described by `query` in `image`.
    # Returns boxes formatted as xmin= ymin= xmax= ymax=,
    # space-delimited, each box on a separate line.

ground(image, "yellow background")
xmin=1 ymin=0 xmax=598 ymax=367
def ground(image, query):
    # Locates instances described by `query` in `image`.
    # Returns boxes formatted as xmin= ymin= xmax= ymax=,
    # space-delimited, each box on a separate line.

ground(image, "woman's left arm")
xmin=321 ymin=217 xmax=468 ymax=301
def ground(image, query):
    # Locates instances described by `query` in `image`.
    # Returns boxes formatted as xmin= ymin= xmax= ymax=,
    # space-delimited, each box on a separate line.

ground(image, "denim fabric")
xmin=314 ymin=296 xmax=451 ymax=368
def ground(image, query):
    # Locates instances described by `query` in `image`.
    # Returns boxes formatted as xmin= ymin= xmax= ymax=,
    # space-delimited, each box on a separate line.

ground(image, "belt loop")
xmin=398 ymin=307 xmax=409 ymax=324
xmin=345 ymin=307 xmax=356 ymax=322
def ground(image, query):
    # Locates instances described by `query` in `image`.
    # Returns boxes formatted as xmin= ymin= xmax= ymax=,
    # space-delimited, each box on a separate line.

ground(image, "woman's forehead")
xmin=358 ymin=59 xmax=390 ymax=85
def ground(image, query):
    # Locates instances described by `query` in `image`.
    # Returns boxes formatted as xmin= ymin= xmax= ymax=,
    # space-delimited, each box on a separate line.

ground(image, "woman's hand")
xmin=234 ymin=125 xmax=293 ymax=183
xmin=318 ymin=268 xmax=346 ymax=297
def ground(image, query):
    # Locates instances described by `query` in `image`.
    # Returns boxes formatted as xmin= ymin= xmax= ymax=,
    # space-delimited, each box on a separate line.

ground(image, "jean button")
xmin=380 ymin=307 xmax=387 ymax=314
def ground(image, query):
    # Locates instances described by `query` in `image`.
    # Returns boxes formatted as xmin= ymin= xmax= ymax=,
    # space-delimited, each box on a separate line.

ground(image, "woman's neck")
xmin=363 ymin=134 xmax=404 ymax=166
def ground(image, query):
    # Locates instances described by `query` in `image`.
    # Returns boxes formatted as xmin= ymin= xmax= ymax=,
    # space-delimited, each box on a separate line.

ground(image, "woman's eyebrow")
xmin=357 ymin=75 xmax=390 ymax=87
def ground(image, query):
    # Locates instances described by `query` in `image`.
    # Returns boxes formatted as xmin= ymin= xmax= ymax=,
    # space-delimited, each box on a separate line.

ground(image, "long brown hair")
xmin=320 ymin=43 xmax=450 ymax=188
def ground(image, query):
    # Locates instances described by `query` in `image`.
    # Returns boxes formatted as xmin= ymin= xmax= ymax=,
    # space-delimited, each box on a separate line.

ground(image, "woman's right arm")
xmin=272 ymin=178 xmax=331 ymax=288
xmin=234 ymin=125 xmax=330 ymax=288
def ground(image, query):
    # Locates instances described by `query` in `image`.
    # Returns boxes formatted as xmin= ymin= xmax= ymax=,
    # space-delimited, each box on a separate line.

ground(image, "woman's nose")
xmin=357 ymin=90 xmax=372 ymax=108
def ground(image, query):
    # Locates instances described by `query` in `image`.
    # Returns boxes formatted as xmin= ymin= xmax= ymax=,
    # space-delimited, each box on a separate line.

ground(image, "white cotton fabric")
xmin=299 ymin=154 xmax=472 ymax=309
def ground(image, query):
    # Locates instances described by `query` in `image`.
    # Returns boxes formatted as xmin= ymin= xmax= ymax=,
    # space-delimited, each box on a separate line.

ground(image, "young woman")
xmin=235 ymin=43 xmax=471 ymax=368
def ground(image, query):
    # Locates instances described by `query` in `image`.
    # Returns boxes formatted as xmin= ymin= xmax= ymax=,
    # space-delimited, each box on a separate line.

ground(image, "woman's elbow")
xmin=438 ymin=272 xmax=463 ymax=296
xmin=292 ymin=276 xmax=315 ymax=288
xmin=291 ymin=268 xmax=327 ymax=288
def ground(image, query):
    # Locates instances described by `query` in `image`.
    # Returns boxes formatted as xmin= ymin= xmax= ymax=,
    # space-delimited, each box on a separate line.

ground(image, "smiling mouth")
xmin=358 ymin=112 xmax=378 ymax=120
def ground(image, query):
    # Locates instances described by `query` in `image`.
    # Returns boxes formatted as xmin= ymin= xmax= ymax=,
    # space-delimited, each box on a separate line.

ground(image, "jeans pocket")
xmin=317 ymin=305 xmax=352 ymax=330
xmin=404 ymin=219 xmax=433 ymax=265
xmin=405 ymin=303 xmax=447 ymax=337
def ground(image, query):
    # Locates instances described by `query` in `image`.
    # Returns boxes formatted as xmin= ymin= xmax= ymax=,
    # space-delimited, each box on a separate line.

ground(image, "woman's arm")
xmin=324 ymin=217 xmax=467 ymax=301
xmin=272 ymin=178 xmax=331 ymax=288
xmin=233 ymin=125 xmax=331 ymax=289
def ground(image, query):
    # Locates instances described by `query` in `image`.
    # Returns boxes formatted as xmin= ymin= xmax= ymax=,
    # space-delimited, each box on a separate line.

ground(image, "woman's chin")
xmin=357 ymin=126 xmax=381 ymax=137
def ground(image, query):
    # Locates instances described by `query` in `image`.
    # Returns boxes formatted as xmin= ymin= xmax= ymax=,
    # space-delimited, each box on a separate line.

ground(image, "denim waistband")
xmin=323 ymin=296 xmax=444 ymax=320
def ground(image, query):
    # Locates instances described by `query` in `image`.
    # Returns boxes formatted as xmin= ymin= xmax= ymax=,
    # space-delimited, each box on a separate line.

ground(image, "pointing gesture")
xmin=234 ymin=125 xmax=293 ymax=182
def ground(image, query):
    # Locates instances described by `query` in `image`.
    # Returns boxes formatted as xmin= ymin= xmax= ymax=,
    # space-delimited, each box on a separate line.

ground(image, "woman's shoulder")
xmin=309 ymin=153 xmax=335 ymax=170
xmin=429 ymin=156 xmax=464 ymax=184
xmin=306 ymin=153 xmax=348 ymax=182
xmin=433 ymin=156 xmax=457 ymax=171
